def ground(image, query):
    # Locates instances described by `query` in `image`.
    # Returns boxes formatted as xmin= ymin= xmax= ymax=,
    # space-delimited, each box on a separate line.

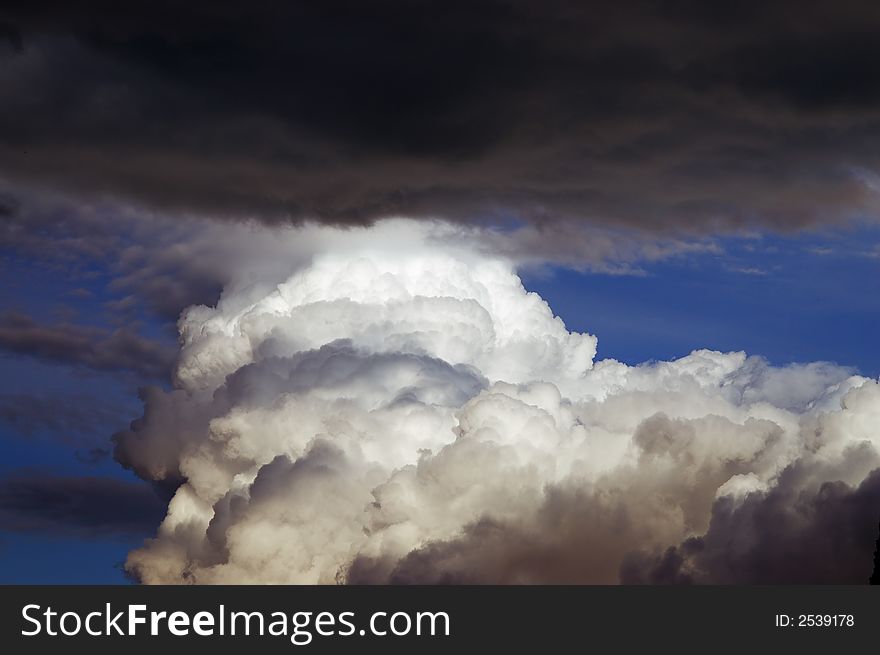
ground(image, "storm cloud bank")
xmin=114 ymin=220 xmax=880 ymax=584
xmin=4 ymin=2 xmax=880 ymax=233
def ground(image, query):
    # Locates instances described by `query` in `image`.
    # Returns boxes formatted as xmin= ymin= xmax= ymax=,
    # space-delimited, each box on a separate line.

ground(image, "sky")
xmin=1 ymin=2 xmax=879 ymax=584
xmin=524 ymin=226 xmax=880 ymax=376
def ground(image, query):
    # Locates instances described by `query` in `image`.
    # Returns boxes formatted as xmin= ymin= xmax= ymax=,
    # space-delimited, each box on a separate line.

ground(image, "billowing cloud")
xmin=112 ymin=220 xmax=880 ymax=583
xmin=620 ymin=464 xmax=880 ymax=584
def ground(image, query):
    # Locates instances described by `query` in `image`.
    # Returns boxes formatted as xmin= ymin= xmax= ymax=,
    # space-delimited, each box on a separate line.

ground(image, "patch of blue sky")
xmin=522 ymin=224 xmax=880 ymax=377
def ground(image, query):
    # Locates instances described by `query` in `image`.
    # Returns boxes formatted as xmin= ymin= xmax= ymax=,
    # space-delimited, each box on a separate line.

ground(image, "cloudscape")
xmin=0 ymin=1 xmax=879 ymax=584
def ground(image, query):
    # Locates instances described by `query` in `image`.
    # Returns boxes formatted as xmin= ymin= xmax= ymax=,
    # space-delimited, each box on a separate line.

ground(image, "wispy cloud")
xmin=0 ymin=473 xmax=164 ymax=538
xmin=0 ymin=312 xmax=174 ymax=380
xmin=725 ymin=265 xmax=768 ymax=276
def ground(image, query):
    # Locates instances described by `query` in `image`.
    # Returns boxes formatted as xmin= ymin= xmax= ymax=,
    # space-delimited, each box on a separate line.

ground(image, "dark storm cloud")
xmin=0 ymin=21 xmax=22 ymax=53
xmin=2 ymin=1 xmax=880 ymax=231
xmin=620 ymin=463 xmax=880 ymax=584
xmin=0 ymin=191 xmax=16 ymax=217
xmin=0 ymin=311 xmax=174 ymax=380
xmin=0 ymin=473 xmax=164 ymax=537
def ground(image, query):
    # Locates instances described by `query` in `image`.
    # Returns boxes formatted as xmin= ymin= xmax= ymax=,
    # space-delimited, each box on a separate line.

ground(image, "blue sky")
xmin=1 ymin=224 xmax=878 ymax=583
xmin=0 ymin=246 xmax=171 ymax=583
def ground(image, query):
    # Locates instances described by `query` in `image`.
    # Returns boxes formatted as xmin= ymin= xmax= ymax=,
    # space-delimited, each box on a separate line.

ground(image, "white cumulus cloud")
xmin=114 ymin=219 xmax=880 ymax=584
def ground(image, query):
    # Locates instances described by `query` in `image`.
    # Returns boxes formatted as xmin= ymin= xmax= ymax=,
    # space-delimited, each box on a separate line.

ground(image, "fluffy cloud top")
xmin=114 ymin=220 xmax=880 ymax=583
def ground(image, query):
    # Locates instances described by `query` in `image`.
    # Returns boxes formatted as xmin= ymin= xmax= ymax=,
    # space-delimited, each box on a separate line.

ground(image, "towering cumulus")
xmin=115 ymin=220 xmax=880 ymax=584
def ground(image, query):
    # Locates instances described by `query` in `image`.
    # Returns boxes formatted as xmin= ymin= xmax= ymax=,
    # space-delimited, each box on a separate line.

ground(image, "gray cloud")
xmin=350 ymin=446 xmax=880 ymax=585
xmin=621 ymin=461 xmax=880 ymax=584
xmin=0 ymin=311 xmax=175 ymax=380
xmin=0 ymin=473 xmax=165 ymax=538
xmin=1 ymin=2 xmax=880 ymax=232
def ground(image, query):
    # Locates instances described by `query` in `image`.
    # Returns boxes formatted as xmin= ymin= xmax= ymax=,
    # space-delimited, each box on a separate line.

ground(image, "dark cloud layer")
xmin=0 ymin=311 xmax=175 ymax=380
xmin=0 ymin=473 xmax=165 ymax=538
xmin=2 ymin=1 xmax=880 ymax=231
